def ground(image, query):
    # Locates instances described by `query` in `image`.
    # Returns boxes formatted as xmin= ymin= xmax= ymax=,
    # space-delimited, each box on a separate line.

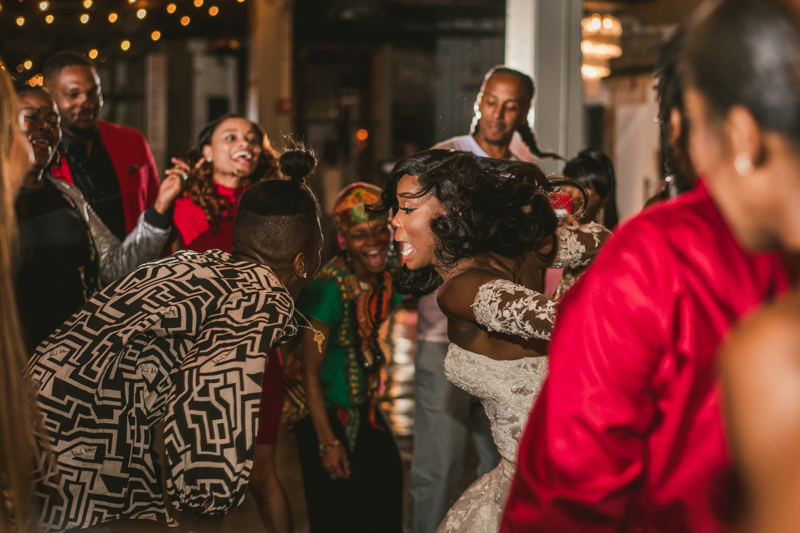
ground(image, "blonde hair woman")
xmin=0 ymin=57 xmax=40 ymax=530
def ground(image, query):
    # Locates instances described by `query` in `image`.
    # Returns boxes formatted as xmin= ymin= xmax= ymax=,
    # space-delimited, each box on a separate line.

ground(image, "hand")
xmin=321 ymin=442 xmax=350 ymax=480
xmin=153 ymin=172 xmax=183 ymax=214
xmin=561 ymin=212 xmax=581 ymax=228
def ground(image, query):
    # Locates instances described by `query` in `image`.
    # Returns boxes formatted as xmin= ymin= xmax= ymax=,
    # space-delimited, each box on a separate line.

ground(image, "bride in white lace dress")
xmin=372 ymin=150 xmax=609 ymax=533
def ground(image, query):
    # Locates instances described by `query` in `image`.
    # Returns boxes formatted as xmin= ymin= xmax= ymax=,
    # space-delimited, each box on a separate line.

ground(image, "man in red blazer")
xmin=43 ymin=51 xmax=160 ymax=240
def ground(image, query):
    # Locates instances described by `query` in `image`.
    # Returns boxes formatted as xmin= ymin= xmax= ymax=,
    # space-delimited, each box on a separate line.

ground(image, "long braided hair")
xmin=470 ymin=66 xmax=564 ymax=161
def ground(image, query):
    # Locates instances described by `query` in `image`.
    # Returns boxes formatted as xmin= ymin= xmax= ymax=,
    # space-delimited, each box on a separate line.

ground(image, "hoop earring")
xmin=734 ymin=153 xmax=754 ymax=176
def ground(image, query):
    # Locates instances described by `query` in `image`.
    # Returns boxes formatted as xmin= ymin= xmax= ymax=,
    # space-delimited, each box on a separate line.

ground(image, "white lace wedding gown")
xmin=434 ymin=223 xmax=608 ymax=533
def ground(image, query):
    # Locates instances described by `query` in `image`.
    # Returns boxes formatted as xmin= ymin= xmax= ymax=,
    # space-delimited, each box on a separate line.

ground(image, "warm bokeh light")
xmin=151 ymin=31 xmax=161 ymax=41
xmin=45 ymin=14 xmax=54 ymax=23
xmin=88 ymin=49 xmax=98 ymax=59
xmin=80 ymin=13 xmax=89 ymax=23
xmin=167 ymin=3 xmax=176 ymax=13
xmin=180 ymin=15 xmax=190 ymax=25
xmin=16 ymin=64 xmax=24 ymax=73
xmin=16 ymin=16 xmax=25 ymax=26
xmin=38 ymin=1 xmax=49 ymax=11
xmin=237 ymin=0 xmax=245 ymax=3
xmin=127 ymin=0 xmax=136 ymax=3
xmin=23 ymin=60 xmax=32 ymax=70
xmin=0 ymin=4 xmax=3 ymax=15
xmin=136 ymin=8 xmax=146 ymax=19
xmin=356 ymin=129 xmax=369 ymax=141
xmin=83 ymin=0 xmax=92 ymax=8
xmin=209 ymin=6 xmax=219 ymax=16
xmin=121 ymin=40 xmax=131 ymax=51
xmin=194 ymin=0 xmax=203 ymax=6
xmin=108 ymin=12 xmax=118 ymax=22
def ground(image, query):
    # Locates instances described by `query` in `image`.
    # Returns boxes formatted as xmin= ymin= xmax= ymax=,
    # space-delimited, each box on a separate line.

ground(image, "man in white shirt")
xmin=410 ymin=65 xmax=562 ymax=533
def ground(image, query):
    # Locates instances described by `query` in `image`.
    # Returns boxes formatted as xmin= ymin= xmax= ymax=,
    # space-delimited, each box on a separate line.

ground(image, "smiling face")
xmin=475 ymin=72 xmax=529 ymax=147
xmin=391 ymin=174 xmax=445 ymax=271
xmin=18 ymin=91 xmax=61 ymax=172
xmin=203 ymin=118 xmax=262 ymax=180
xmin=47 ymin=65 xmax=102 ymax=133
xmin=342 ymin=220 xmax=392 ymax=276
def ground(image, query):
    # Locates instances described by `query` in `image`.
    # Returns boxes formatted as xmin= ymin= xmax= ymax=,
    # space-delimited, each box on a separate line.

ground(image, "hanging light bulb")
xmin=23 ymin=60 xmax=32 ymax=70
xmin=16 ymin=16 xmax=25 ymax=26
xmin=45 ymin=14 xmax=54 ymax=23
xmin=128 ymin=0 xmax=136 ymax=4
xmin=136 ymin=8 xmax=146 ymax=19
xmin=151 ymin=31 xmax=161 ymax=41
xmin=121 ymin=40 xmax=131 ymax=51
xmin=83 ymin=0 xmax=92 ymax=8
xmin=108 ymin=12 xmax=118 ymax=22
xmin=88 ymin=49 xmax=98 ymax=59
xmin=80 ymin=13 xmax=90 ymax=23
xmin=180 ymin=15 xmax=190 ymax=25
xmin=209 ymin=6 xmax=218 ymax=16
xmin=167 ymin=3 xmax=177 ymax=13
xmin=38 ymin=1 xmax=49 ymax=11
xmin=194 ymin=0 xmax=203 ymax=7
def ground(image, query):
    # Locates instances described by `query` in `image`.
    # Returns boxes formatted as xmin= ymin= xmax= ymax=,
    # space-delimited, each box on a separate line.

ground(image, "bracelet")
xmin=318 ymin=439 xmax=342 ymax=457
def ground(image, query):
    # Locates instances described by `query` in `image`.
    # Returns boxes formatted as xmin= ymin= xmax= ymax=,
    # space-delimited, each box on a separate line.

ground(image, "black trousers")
xmin=294 ymin=402 xmax=404 ymax=533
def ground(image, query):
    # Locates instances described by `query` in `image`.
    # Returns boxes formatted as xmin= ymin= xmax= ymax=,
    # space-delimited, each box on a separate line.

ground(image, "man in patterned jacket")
xmin=29 ymin=176 xmax=322 ymax=532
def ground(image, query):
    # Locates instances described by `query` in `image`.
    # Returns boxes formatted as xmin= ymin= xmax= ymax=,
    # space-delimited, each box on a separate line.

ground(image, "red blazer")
xmin=501 ymin=182 xmax=790 ymax=533
xmin=52 ymin=120 xmax=160 ymax=234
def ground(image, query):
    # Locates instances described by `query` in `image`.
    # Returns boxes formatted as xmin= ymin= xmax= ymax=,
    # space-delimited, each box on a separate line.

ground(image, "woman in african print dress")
xmin=292 ymin=183 xmax=404 ymax=533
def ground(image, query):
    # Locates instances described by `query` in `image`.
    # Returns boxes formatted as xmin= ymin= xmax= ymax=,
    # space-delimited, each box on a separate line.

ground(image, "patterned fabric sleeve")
xmin=472 ymin=279 xmax=557 ymax=341
xmin=163 ymin=288 xmax=295 ymax=517
xmin=551 ymin=222 xmax=610 ymax=269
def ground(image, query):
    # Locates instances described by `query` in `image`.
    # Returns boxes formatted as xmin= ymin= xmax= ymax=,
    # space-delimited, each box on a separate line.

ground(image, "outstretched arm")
xmin=551 ymin=222 xmax=611 ymax=269
xmin=438 ymin=270 xmax=557 ymax=342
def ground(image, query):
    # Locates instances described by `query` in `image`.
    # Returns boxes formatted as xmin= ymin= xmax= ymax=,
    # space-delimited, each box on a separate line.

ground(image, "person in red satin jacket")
xmin=500 ymin=180 xmax=790 ymax=532
xmin=43 ymin=51 xmax=159 ymax=241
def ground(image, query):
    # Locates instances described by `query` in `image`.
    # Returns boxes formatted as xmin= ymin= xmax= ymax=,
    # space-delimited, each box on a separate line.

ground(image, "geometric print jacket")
xmin=28 ymin=250 xmax=298 ymax=531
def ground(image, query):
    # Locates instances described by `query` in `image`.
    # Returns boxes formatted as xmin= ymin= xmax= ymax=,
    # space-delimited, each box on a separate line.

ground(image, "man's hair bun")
xmin=279 ymin=149 xmax=317 ymax=184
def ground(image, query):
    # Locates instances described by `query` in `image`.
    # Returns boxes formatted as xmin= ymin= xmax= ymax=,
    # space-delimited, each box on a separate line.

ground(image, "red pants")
xmin=256 ymin=348 xmax=285 ymax=445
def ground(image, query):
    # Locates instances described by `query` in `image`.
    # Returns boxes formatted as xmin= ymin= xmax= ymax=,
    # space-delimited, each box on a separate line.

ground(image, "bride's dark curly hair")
xmin=371 ymin=149 xmax=579 ymax=296
xmin=181 ymin=114 xmax=280 ymax=232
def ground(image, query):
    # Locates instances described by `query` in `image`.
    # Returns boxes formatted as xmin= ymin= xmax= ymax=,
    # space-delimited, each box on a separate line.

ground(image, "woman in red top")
xmin=168 ymin=114 xmax=280 ymax=252
xmin=167 ymin=115 xmax=292 ymax=533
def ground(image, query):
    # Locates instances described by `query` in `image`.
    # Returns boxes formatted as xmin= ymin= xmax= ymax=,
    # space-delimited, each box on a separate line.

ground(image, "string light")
xmin=45 ymin=14 xmax=54 ymax=23
xmin=80 ymin=13 xmax=89 ymax=23
xmin=151 ymin=31 xmax=161 ymax=41
xmin=23 ymin=60 xmax=32 ymax=70
xmin=167 ymin=3 xmax=177 ymax=13
xmin=180 ymin=15 xmax=190 ymax=25
xmin=88 ymin=49 xmax=98 ymax=59
xmin=108 ymin=12 xmax=118 ymax=22
xmin=16 ymin=16 xmax=25 ymax=26
xmin=121 ymin=40 xmax=131 ymax=51
xmin=38 ymin=1 xmax=49 ymax=11
xmin=194 ymin=0 xmax=203 ymax=6
xmin=16 ymin=65 xmax=24 ymax=73
xmin=209 ymin=6 xmax=218 ymax=16
xmin=136 ymin=8 xmax=146 ymax=19
xmin=83 ymin=0 xmax=92 ymax=8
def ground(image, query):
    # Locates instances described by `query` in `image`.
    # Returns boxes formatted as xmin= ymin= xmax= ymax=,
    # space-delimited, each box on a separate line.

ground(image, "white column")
xmin=248 ymin=0 xmax=294 ymax=149
xmin=144 ymin=53 xmax=168 ymax=172
xmin=506 ymin=0 xmax=583 ymax=172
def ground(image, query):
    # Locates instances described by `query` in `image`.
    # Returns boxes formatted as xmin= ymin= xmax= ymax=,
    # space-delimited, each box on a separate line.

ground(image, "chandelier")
xmin=581 ymin=13 xmax=623 ymax=80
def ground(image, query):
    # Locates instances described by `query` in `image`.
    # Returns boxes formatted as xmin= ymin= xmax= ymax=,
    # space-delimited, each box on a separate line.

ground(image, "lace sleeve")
xmin=551 ymin=222 xmax=610 ymax=269
xmin=471 ymin=279 xmax=556 ymax=341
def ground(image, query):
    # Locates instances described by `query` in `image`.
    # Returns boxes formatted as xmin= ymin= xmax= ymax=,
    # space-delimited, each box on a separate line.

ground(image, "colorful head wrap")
xmin=332 ymin=182 xmax=388 ymax=234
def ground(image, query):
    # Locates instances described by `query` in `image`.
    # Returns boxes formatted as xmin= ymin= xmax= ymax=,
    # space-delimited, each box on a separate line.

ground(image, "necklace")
xmin=294 ymin=308 xmax=326 ymax=352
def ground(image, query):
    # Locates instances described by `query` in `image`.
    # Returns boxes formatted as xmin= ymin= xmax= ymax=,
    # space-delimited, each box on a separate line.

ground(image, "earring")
xmin=205 ymin=156 xmax=212 ymax=163
xmin=302 ymin=272 xmax=308 ymax=279
xmin=734 ymin=153 xmax=754 ymax=176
